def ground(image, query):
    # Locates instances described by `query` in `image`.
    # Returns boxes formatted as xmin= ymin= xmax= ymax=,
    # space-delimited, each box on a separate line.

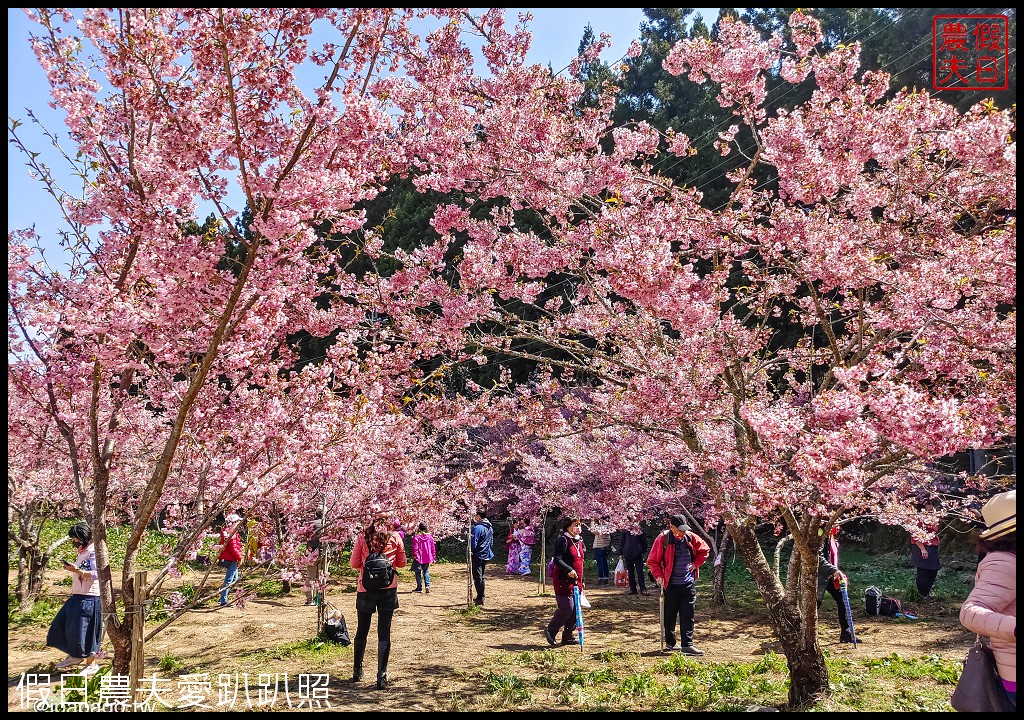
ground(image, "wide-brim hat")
xmin=979 ymin=490 xmax=1015 ymax=540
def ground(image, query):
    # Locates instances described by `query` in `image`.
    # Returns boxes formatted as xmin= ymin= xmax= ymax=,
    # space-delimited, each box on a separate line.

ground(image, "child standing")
xmin=411 ymin=522 xmax=437 ymax=593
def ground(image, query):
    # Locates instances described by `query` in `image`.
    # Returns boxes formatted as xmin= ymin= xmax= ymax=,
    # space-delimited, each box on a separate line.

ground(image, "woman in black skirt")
xmin=47 ymin=522 xmax=103 ymax=673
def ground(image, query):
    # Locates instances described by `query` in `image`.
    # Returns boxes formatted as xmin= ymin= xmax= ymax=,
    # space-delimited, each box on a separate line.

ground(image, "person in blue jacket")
xmin=470 ymin=510 xmax=494 ymax=606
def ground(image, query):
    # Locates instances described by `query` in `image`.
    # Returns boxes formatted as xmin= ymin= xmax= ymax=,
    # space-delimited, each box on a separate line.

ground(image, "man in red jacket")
xmin=647 ymin=514 xmax=711 ymax=655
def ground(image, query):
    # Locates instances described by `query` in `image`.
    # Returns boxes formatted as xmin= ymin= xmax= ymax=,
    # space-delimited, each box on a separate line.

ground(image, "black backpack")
xmin=865 ymin=585 xmax=883 ymax=615
xmin=361 ymin=551 xmax=395 ymax=591
xmin=865 ymin=585 xmax=902 ymax=616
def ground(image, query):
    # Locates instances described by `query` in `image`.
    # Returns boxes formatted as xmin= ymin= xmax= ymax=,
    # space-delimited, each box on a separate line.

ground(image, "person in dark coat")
xmin=909 ymin=500 xmax=941 ymax=600
xmin=470 ymin=510 xmax=494 ymax=606
xmin=817 ymin=525 xmax=854 ymax=643
xmin=543 ymin=517 xmax=586 ymax=646
xmin=620 ymin=526 xmax=649 ymax=595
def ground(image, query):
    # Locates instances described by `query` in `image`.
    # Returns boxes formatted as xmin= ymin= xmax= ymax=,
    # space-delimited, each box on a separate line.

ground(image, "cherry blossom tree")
xmin=10 ymin=7 xmax=1014 ymax=706
xmin=366 ymin=11 xmax=1014 ymax=706
xmin=8 ymin=7 xmax=574 ymax=675
xmin=7 ymin=372 xmax=80 ymax=610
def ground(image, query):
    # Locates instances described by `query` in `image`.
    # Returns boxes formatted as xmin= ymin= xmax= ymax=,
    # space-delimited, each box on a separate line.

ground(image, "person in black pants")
xmin=817 ymin=525 xmax=854 ymax=643
xmin=909 ymin=500 xmax=941 ymax=600
xmin=470 ymin=510 xmax=494 ymax=605
xmin=647 ymin=515 xmax=711 ymax=655
xmin=620 ymin=527 xmax=649 ymax=595
xmin=349 ymin=517 xmax=407 ymax=689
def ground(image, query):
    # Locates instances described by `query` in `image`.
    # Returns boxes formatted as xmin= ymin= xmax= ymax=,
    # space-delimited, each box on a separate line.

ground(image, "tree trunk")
xmin=16 ymin=546 xmax=34 ymax=612
xmin=726 ymin=521 xmax=829 ymax=709
xmin=711 ymin=527 xmax=730 ymax=606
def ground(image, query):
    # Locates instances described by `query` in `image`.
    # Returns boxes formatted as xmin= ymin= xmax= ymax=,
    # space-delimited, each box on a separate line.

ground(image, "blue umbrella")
xmin=573 ymin=585 xmax=584 ymax=653
xmin=837 ymin=573 xmax=858 ymax=647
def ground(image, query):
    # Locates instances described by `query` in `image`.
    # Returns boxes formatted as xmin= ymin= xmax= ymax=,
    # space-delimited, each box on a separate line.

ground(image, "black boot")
xmin=376 ymin=672 xmax=388 ymax=690
xmin=352 ymin=665 xmax=363 ymax=681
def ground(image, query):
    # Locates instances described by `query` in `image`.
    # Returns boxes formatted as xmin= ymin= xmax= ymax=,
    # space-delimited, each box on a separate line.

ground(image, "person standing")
xmin=506 ymin=519 xmax=532 ymax=575
xmin=350 ymin=516 xmax=407 ymax=690
xmin=960 ymin=490 xmax=1016 ymax=709
xmin=590 ymin=516 xmax=614 ymax=586
xmin=470 ymin=510 xmax=494 ymax=606
xmin=506 ymin=519 xmax=524 ymax=575
xmin=411 ymin=522 xmax=437 ymax=593
xmin=620 ymin=526 xmax=649 ymax=595
xmin=519 ymin=520 xmax=536 ymax=575
xmin=647 ymin=514 xmax=710 ymax=655
xmin=303 ymin=508 xmax=326 ymax=606
xmin=543 ymin=517 xmax=586 ymax=646
xmin=817 ymin=525 xmax=854 ymax=643
xmin=217 ymin=512 xmax=244 ymax=606
xmin=909 ymin=500 xmax=941 ymax=600
xmin=47 ymin=522 xmax=103 ymax=674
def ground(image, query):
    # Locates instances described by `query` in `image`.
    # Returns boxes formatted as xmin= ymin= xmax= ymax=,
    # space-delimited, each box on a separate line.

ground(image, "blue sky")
xmin=7 ymin=8 xmax=719 ymax=268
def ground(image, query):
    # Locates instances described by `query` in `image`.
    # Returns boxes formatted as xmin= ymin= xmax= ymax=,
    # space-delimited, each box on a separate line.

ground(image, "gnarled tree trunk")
xmin=727 ymin=521 xmax=828 ymax=709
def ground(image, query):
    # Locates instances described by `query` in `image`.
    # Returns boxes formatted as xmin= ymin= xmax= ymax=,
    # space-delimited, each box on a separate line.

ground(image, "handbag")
xmin=950 ymin=638 xmax=1014 ymax=712
xmin=578 ymin=592 xmax=591 ymax=609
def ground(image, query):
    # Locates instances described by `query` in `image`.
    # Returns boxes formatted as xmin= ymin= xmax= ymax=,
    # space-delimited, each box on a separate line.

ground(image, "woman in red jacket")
xmin=216 ymin=512 xmax=244 ymax=606
xmin=647 ymin=514 xmax=710 ymax=655
xmin=543 ymin=517 xmax=586 ymax=646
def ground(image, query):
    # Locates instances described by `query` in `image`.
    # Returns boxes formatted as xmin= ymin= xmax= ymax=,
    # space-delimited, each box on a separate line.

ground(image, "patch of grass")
xmin=445 ymin=691 xmax=467 ymax=711
xmin=252 ymin=578 xmax=288 ymax=597
xmin=8 ymin=593 xmax=64 ymax=628
xmin=485 ymin=671 xmax=532 ymax=705
xmin=158 ymin=654 xmax=186 ymax=672
xmin=241 ymin=636 xmax=350 ymax=665
xmin=596 ymin=648 xmax=639 ymax=663
xmin=562 ymin=667 xmax=617 ymax=688
xmin=452 ymin=604 xmax=482 ymax=619
xmin=862 ymin=653 xmax=959 ymax=683
xmin=814 ymin=654 xmax=960 ymax=711
xmin=616 ymin=670 xmax=662 ymax=699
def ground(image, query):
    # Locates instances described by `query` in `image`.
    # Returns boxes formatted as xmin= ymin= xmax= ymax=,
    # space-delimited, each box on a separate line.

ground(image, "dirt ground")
xmin=7 ymin=563 xmax=972 ymax=712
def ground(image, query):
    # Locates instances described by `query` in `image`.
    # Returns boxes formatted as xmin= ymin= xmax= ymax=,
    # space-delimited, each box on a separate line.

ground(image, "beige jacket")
xmin=959 ymin=551 xmax=1016 ymax=682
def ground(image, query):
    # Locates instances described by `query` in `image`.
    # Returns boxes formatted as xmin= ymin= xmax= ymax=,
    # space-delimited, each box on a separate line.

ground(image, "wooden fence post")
xmin=130 ymin=570 xmax=147 ymax=711
xmin=466 ymin=512 xmax=473 ymax=607
xmin=538 ymin=510 xmax=547 ymax=594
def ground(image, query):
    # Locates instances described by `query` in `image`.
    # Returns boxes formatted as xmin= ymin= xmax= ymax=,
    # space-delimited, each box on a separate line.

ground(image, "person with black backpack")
xmin=349 ymin=516 xmax=407 ymax=690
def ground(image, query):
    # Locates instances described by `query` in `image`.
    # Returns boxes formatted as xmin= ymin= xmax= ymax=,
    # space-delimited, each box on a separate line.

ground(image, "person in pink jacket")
xmin=411 ymin=522 xmax=437 ymax=593
xmin=349 ymin=517 xmax=407 ymax=690
xmin=960 ymin=490 xmax=1016 ymax=708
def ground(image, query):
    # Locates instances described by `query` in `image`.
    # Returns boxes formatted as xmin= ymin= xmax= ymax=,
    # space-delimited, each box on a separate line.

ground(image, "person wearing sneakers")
xmin=960 ymin=490 xmax=1016 ymax=709
xmin=470 ymin=509 xmax=494 ymax=606
xmin=817 ymin=525 xmax=854 ymax=644
xmin=350 ymin=516 xmax=407 ymax=690
xmin=590 ymin=516 xmax=615 ymax=586
xmin=217 ymin=512 xmax=244 ymax=606
xmin=544 ymin=517 xmax=587 ymax=647
xmin=411 ymin=522 xmax=437 ymax=593
xmin=46 ymin=522 xmax=103 ymax=674
xmin=647 ymin=514 xmax=710 ymax=655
